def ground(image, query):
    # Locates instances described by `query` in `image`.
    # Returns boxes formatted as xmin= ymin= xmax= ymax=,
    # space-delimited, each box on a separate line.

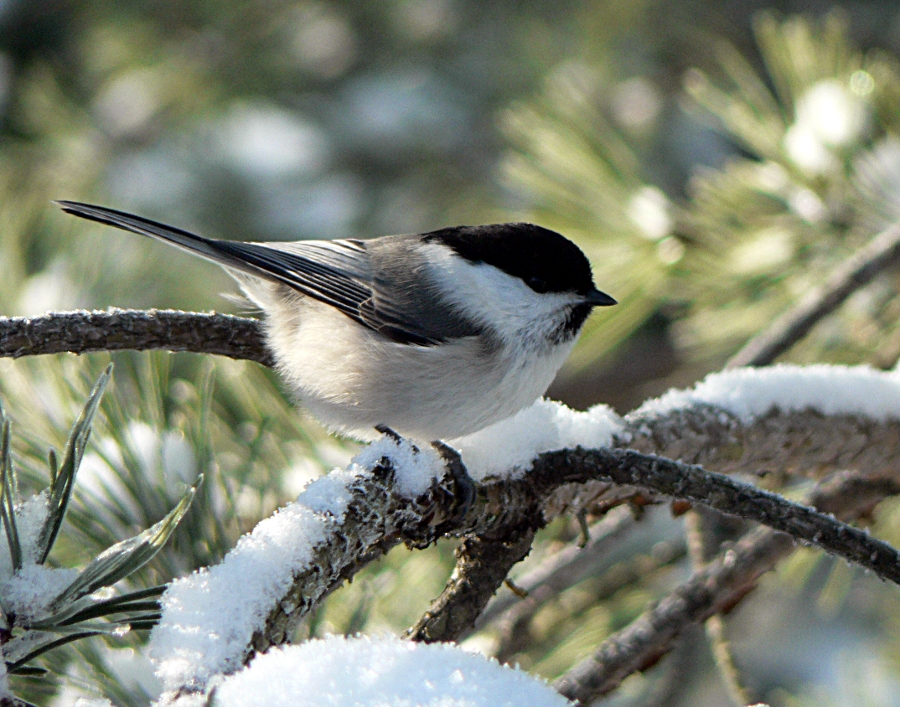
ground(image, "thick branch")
xmin=406 ymin=529 xmax=537 ymax=643
xmin=252 ymin=431 xmax=900 ymax=660
xmin=553 ymin=472 xmax=900 ymax=703
xmin=249 ymin=452 xmax=473 ymax=656
xmin=534 ymin=447 xmax=900 ymax=585
xmin=0 ymin=309 xmax=273 ymax=366
xmin=727 ymin=220 xmax=900 ymax=368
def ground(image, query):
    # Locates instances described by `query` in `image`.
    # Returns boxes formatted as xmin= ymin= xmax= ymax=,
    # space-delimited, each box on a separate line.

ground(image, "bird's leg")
xmin=371 ymin=426 xmax=475 ymax=530
xmin=430 ymin=440 xmax=476 ymax=528
xmin=374 ymin=423 xmax=404 ymax=443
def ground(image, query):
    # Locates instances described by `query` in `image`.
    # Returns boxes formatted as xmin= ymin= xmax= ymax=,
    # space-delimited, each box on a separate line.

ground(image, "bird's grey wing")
xmin=56 ymin=201 xmax=470 ymax=345
xmin=261 ymin=239 xmax=480 ymax=344
xmin=359 ymin=235 xmax=482 ymax=343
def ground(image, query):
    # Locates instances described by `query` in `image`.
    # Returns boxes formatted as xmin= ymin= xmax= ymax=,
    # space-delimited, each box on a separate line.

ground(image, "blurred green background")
xmin=3 ymin=0 xmax=900 ymax=705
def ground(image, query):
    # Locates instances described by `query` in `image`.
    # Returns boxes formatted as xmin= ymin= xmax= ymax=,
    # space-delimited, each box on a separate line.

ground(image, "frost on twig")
xmin=150 ymin=364 xmax=900 ymax=703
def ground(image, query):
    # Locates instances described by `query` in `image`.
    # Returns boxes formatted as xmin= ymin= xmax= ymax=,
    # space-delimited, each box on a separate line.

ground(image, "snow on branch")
xmin=150 ymin=364 xmax=900 ymax=702
xmin=150 ymin=437 xmax=455 ymax=695
xmin=214 ymin=635 xmax=571 ymax=707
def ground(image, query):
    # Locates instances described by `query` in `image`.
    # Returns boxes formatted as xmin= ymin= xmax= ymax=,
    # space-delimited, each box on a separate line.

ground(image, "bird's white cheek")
xmin=419 ymin=243 xmax=581 ymax=344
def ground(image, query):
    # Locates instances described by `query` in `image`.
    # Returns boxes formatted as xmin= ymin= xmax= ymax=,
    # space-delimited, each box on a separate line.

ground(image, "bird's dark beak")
xmin=583 ymin=288 xmax=617 ymax=307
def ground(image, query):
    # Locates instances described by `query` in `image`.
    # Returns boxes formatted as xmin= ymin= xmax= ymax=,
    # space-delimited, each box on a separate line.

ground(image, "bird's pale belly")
xmin=264 ymin=296 xmax=574 ymax=441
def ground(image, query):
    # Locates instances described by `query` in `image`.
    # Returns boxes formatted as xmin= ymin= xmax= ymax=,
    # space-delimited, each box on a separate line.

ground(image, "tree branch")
xmin=473 ymin=505 xmax=636 ymax=634
xmin=153 ymin=397 xmax=900 ymax=699
xmin=21 ymin=304 xmax=899 ymax=696
xmin=251 ymin=431 xmax=900 ymax=660
xmin=405 ymin=529 xmax=537 ymax=643
xmin=553 ymin=472 xmax=900 ymax=703
xmin=3 ymin=225 xmax=898 ymax=705
xmin=727 ymin=220 xmax=900 ymax=368
xmin=423 ymin=399 xmax=851 ymax=653
xmin=0 ymin=309 xmax=273 ymax=366
xmin=493 ymin=534 xmax=686 ymax=664
xmin=709 ymin=222 xmax=900 ymax=696
xmin=704 ymin=222 xmax=900 ymax=694
xmin=536 ymin=447 xmax=900 ymax=585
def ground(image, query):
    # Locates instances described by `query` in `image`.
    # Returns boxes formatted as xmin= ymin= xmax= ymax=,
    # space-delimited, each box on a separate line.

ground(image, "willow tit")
xmin=57 ymin=201 xmax=616 ymax=441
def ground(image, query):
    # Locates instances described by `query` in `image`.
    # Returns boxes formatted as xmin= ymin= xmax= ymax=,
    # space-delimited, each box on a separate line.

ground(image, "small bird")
xmin=57 ymin=201 xmax=616 ymax=441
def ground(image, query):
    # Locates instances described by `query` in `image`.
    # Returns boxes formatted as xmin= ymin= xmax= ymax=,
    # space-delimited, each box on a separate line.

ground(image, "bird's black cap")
xmin=423 ymin=222 xmax=614 ymax=305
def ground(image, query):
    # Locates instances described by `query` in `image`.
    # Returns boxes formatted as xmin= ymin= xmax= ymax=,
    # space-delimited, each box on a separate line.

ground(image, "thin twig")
xmin=727 ymin=220 xmax=900 ymax=368
xmin=539 ymin=447 xmax=900 ymax=586
xmin=0 ymin=309 xmax=273 ymax=366
xmin=688 ymin=517 xmax=755 ymax=706
xmin=552 ymin=472 xmax=900 ymax=703
xmin=493 ymin=536 xmax=686 ymax=664
xmin=473 ymin=506 xmax=636 ymax=633
xmin=706 ymin=614 xmax=754 ymax=706
xmin=685 ymin=507 xmax=755 ymax=706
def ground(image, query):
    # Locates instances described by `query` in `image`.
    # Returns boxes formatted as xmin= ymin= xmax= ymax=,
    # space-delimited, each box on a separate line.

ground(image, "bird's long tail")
xmin=56 ymin=200 xmax=284 ymax=285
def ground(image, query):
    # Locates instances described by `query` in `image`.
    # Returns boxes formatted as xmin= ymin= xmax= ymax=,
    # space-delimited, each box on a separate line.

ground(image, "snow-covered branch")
xmin=149 ymin=364 xmax=900 ymax=702
xmin=13 ymin=310 xmax=898 ymax=703
xmin=150 ymin=437 xmax=462 ymax=695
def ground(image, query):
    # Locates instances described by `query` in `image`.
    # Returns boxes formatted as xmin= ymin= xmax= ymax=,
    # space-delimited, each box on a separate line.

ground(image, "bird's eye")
xmin=528 ymin=276 xmax=548 ymax=293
